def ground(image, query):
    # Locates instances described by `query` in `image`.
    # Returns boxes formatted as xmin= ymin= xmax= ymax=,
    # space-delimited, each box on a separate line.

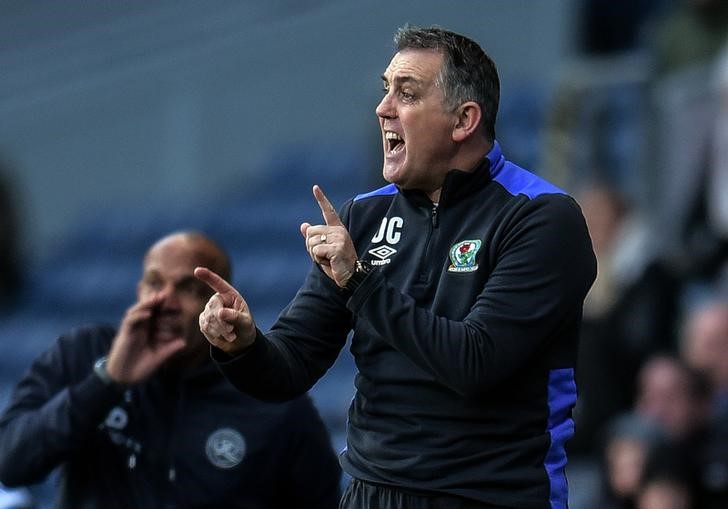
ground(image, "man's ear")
xmin=452 ymin=101 xmax=482 ymax=142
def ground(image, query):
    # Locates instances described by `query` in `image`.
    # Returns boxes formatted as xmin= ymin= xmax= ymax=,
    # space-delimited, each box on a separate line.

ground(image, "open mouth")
xmin=385 ymin=131 xmax=405 ymax=153
xmin=153 ymin=317 xmax=183 ymax=342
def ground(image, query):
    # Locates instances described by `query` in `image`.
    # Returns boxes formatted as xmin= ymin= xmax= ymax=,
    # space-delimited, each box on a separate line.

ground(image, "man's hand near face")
xmin=105 ymin=294 xmax=186 ymax=385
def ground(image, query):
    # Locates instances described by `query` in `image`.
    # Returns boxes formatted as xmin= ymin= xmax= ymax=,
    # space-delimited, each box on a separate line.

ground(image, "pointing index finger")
xmin=194 ymin=267 xmax=236 ymax=296
xmin=313 ymin=185 xmax=343 ymax=227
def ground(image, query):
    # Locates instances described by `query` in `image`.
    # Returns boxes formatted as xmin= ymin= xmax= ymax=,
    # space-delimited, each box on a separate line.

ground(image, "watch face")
xmin=94 ymin=357 xmax=112 ymax=384
xmin=344 ymin=265 xmax=363 ymax=292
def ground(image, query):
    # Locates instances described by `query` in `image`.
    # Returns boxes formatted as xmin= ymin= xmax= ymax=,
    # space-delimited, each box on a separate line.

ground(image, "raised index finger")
xmin=194 ymin=267 xmax=236 ymax=296
xmin=313 ymin=185 xmax=343 ymax=227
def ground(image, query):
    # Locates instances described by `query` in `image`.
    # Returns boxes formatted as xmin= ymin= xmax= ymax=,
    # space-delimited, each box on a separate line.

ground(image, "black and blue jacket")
xmin=0 ymin=324 xmax=341 ymax=509
xmin=215 ymin=141 xmax=597 ymax=508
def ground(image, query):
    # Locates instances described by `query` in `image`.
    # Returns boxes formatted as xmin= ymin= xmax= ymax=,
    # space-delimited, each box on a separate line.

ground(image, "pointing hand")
xmin=194 ymin=267 xmax=256 ymax=354
xmin=300 ymin=185 xmax=358 ymax=288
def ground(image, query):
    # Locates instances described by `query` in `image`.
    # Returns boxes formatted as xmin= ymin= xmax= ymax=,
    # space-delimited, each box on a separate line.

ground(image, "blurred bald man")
xmin=0 ymin=231 xmax=341 ymax=509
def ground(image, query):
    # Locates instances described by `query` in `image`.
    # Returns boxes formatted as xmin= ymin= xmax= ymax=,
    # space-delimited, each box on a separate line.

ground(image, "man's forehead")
xmin=382 ymin=49 xmax=443 ymax=81
xmin=141 ymin=261 xmax=198 ymax=282
xmin=144 ymin=243 xmax=209 ymax=273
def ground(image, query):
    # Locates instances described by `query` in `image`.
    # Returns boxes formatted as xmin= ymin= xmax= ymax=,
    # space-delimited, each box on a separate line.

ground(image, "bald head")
xmin=144 ymin=231 xmax=231 ymax=282
xmin=136 ymin=231 xmax=232 ymax=368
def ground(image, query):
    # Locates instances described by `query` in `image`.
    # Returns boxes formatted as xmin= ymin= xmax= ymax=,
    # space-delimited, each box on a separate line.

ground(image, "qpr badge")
xmin=448 ymin=240 xmax=482 ymax=273
xmin=205 ymin=428 xmax=246 ymax=469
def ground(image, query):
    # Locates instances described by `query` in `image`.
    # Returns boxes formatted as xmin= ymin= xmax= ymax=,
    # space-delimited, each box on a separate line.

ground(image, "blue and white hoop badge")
xmin=448 ymin=240 xmax=482 ymax=273
xmin=206 ymin=428 xmax=246 ymax=469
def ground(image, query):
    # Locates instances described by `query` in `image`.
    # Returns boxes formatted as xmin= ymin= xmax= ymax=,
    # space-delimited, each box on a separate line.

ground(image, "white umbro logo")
xmin=369 ymin=245 xmax=397 ymax=260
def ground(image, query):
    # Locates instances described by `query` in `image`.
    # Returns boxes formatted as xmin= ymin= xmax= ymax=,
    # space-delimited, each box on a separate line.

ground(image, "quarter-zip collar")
xmin=399 ymin=141 xmax=501 ymax=208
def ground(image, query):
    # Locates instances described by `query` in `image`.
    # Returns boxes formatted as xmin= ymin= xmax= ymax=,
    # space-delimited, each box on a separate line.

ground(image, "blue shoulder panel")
xmin=487 ymin=141 xmax=566 ymax=199
xmin=353 ymin=183 xmax=398 ymax=202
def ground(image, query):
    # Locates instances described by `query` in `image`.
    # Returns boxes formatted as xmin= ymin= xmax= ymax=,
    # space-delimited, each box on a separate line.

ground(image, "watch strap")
xmin=344 ymin=260 xmax=372 ymax=294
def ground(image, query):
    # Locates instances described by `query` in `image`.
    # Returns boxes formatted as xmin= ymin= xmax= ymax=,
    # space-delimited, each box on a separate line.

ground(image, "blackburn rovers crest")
xmin=448 ymin=240 xmax=482 ymax=273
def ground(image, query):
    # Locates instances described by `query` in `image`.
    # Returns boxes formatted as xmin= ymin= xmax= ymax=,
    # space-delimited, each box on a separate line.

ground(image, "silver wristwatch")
xmin=93 ymin=356 xmax=115 ymax=386
xmin=344 ymin=259 xmax=373 ymax=293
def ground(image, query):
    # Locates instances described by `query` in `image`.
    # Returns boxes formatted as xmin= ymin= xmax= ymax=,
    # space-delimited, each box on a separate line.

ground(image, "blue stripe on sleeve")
xmin=545 ymin=368 xmax=577 ymax=509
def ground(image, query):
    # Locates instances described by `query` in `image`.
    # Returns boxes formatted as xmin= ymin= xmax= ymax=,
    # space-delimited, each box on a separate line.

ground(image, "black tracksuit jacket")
xmin=214 ymin=141 xmax=597 ymax=508
xmin=0 ymin=325 xmax=341 ymax=509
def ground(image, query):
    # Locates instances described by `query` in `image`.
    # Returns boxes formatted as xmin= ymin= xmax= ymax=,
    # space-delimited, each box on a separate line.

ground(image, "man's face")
xmin=635 ymin=358 xmax=702 ymax=439
xmin=376 ymin=49 xmax=459 ymax=193
xmin=137 ymin=237 xmax=215 ymax=362
xmin=683 ymin=305 xmax=728 ymax=389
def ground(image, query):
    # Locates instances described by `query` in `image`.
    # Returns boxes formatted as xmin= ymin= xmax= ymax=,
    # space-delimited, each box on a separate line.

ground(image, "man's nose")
xmin=376 ymin=92 xmax=395 ymax=119
xmin=157 ymin=285 xmax=180 ymax=308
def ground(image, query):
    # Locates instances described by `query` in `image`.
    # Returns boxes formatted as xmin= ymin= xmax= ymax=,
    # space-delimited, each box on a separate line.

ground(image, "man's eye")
xmin=145 ymin=279 xmax=163 ymax=290
xmin=400 ymin=91 xmax=415 ymax=101
xmin=177 ymin=280 xmax=209 ymax=299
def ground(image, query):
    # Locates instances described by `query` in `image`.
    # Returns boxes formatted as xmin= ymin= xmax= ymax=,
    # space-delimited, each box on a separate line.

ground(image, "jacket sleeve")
xmin=347 ymin=194 xmax=597 ymax=398
xmin=213 ymin=265 xmax=351 ymax=401
xmin=0 ymin=330 xmax=124 ymax=486
xmin=273 ymin=395 xmax=342 ymax=509
xmin=213 ymin=203 xmax=356 ymax=402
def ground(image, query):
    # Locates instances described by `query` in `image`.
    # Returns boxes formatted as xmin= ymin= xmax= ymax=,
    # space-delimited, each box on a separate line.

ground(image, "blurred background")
xmin=2 ymin=0 xmax=728 ymax=507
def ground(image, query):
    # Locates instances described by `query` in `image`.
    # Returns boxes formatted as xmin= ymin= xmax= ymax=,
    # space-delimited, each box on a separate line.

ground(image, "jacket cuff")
xmin=345 ymin=267 xmax=383 ymax=313
xmin=210 ymin=328 xmax=267 ymax=366
xmin=68 ymin=372 xmax=125 ymax=429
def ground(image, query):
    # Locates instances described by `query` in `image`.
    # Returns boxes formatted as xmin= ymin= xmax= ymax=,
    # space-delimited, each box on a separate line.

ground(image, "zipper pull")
xmin=128 ymin=454 xmax=136 ymax=469
xmin=168 ymin=466 xmax=176 ymax=482
xmin=431 ymin=205 xmax=439 ymax=228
